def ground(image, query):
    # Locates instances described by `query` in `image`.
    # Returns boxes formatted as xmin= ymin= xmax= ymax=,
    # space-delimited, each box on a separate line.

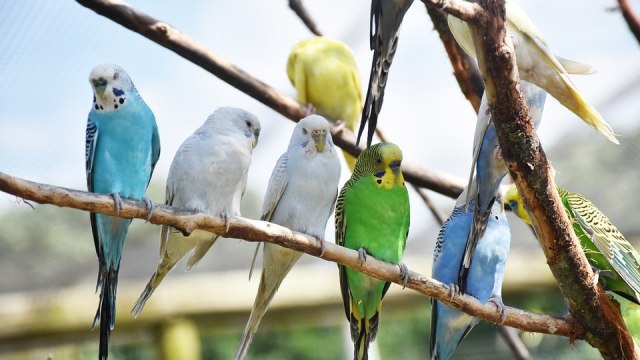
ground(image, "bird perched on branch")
xmin=85 ymin=64 xmax=160 ymax=359
xmin=132 ymin=107 xmax=260 ymax=317
xmin=358 ymin=0 xmax=414 ymax=147
xmin=234 ymin=115 xmax=341 ymax=360
xmin=459 ymin=81 xmax=546 ymax=292
xmin=447 ymin=0 xmax=618 ymax=144
xmin=505 ymin=184 xmax=640 ymax=305
xmin=336 ymin=142 xmax=410 ymax=360
xmin=287 ymin=36 xmax=363 ymax=169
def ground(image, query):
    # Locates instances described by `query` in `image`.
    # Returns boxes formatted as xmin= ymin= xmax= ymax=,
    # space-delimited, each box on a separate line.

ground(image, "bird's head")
xmin=89 ymin=64 xmax=135 ymax=112
xmin=291 ymin=115 xmax=333 ymax=154
xmin=353 ymin=142 xmax=404 ymax=189
xmin=207 ymin=107 xmax=261 ymax=148
xmin=504 ymin=184 xmax=532 ymax=225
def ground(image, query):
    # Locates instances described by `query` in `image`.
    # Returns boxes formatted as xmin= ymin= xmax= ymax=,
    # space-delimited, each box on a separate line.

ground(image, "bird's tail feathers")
xmin=93 ymin=267 xmax=118 ymax=360
xmin=186 ymin=235 xmax=218 ymax=270
xmin=354 ymin=317 xmax=371 ymax=360
xmin=131 ymin=282 xmax=155 ymax=318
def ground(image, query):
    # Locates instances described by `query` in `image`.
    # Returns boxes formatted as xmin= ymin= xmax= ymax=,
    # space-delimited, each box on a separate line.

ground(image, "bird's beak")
xmin=253 ymin=129 xmax=260 ymax=148
xmin=311 ymin=129 xmax=326 ymax=152
xmin=92 ymin=78 xmax=108 ymax=104
xmin=389 ymin=160 xmax=401 ymax=176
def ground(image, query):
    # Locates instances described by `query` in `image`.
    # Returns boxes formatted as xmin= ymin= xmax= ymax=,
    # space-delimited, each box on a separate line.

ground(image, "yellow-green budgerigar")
xmin=505 ymin=184 xmax=640 ymax=304
xmin=447 ymin=0 xmax=618 ymax=144
xmin=287 ymin=36 xmax=363 ymax=169
xmin=335 ymin=142 xmax=410 ymax=360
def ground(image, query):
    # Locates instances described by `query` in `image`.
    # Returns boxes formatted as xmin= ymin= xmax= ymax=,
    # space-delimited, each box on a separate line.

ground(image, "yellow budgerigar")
xmin=448 ymin=0 xmax=618 ymax=144
xmin=287 ymin=36 xmax=363 ymax=169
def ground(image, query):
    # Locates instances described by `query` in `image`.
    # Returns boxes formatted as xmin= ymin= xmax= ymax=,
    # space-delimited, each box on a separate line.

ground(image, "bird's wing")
xmin=334 ymin=184 xmax=351 ymax=320
xmin=565 ymin=192 xmax=640 ymax=297
xmin=85 ymin=115 xmax=100 ymax=258
xmin=248 ymin=152 xmax=289 ymax=280
xmin=149 ymin=120 xmax=161 ymax=184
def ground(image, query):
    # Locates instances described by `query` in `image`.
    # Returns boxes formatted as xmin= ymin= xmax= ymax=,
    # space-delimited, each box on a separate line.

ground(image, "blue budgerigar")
xmin=459 ymin=81 xmax=546 ymax=291
xmin=85 ymin=64 xmax=160 ymax=359
xmin=430 ymin=192 xmax=510 ymax=360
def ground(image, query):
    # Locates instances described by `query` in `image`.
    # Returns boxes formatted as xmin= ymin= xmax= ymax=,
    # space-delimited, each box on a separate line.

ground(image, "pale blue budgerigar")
xmin=85 ymin=64 xmax=160 ymax=360
xmin=357 ymin=0 xmax=415 ymax=147
xmin=459 ymin=81 xmax=546 ymax=291
xmin=430 ymin=191 xmax=510 ymax=360
xmin=447 ymin=0 xmax=618 ymax=144
xmin=131 ymin=107 xmax=261 ymax=317
xmin=233 ymin=115 xmax=341 ymax=360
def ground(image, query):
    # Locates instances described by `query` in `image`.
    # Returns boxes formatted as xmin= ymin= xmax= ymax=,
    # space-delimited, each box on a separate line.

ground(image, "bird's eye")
xmin=302 ymin=128 xmax=308 ymax=135
xmin=245 ymin=120 xmax=252 ymax=128
xmin=508 ymin=200 xmax=518 ymax=210
xmin=376 ymin=158 xmax=382 ymax=164
xmin=113 ymin=72 xmax=119 ymax=80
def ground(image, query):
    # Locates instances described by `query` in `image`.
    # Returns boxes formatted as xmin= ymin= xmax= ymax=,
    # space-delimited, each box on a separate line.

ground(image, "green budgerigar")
xmin=505 ymin=184 xmax=640 ymax=304
xmin=335 ymin=142 xmax=410 ymax=360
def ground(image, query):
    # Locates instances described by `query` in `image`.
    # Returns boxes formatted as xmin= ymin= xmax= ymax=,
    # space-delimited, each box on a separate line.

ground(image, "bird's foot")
xmin=304 ymin=103 xmax=316 ymax=116
xmin=312 ymin=235 xmax=325 ymax=257
xmin=398 ymin=262 xmax=409 ymax=289
xmin=111 ymin=193 xmax=122 ymax=217
xmin=357 ymin=248 xmax=368 ymax=267
xmin=143 ymin=197 xmax=155 ymax=222
xmin=448 ymin=283 xmax=460 ymax=301
xmin=488 ymin=296 xmax=507 ymax=324
xmin=591 ymin=266 xmax=615 ymax=287
xmin=333 ymin=119 xmax=346 ymax=134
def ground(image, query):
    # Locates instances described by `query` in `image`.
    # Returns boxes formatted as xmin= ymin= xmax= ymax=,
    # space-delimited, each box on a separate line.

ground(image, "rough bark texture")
xmin=0 ymin=170 xmax=577 ymax=337
xmin=75 ymin=0 xmax=465 ymax=199
xmin=469 ymin=0 xmax=638 ymax=358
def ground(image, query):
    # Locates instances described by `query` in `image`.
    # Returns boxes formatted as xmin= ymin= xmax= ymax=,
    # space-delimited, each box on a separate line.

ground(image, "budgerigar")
xmin=233 ymin=115 xmax=341 ymax=360
xmin=447 ymin=0 xmax=618 ymax=144
xmin=335 ymin=142 xmax=410 ymax=360
xmin=358 ymin=0 xmax=414 ymax=147
xmin=287 ymin=36 xmax=362 ymax=169
xmin=430 ymin=192 xmax=510 ymax=360
xmin=505 ymin=184 xmax=640 ymax=304
xmin=132 ymin=107 xmax=261 ymax=317
xmin=85 ymin=64 xmax=160 ymax=359
xmin=459 ymin=81 xmax=546 ymax=291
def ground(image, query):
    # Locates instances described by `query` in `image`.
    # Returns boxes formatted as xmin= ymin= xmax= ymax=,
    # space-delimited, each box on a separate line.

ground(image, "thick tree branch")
xmin=0 ymin=170 xmax=578 ymax=338
xmin=470 ymin=1 xmax=638 ymax=359
xmin=75 ymin=0 xmax=464 ymax=199
xmin=618 ymin=0 xmax=640 ymax=44
xmin=288 ymin=0 xmax=322 ymax=36
xmin=424 ymin=4 xmax=484 ymax=112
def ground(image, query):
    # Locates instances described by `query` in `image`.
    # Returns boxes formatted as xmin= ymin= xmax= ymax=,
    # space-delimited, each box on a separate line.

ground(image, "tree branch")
xmin=618 ymin=0 xmax=640 ymax=45
xmin=75 ymin=0 xmax=464 ymax=199
xmin=424 ymin=4 xmax=484 ymax=112
xmin=0 ymin=170 xmax=578 ymax=338
xmin=469 ymin=1 xmax=638 ymax=359
xmin=288 ymin=0 xmax=322 ymax=36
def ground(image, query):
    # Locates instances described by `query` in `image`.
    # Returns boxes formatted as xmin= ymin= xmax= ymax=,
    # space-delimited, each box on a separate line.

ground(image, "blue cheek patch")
xmin=301 ymin=140 xmax=309 ymax=148
xmin=112 ymin=87 xmax=125 ymax=97
xmin=374 ymin=170 xmax=385 ymax=178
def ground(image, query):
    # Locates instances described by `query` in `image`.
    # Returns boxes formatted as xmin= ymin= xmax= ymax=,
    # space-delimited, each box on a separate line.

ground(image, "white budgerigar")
xmin=233 ymin=115 xmax=341 ymax=360
xmin=131 ymin=107 xmax=261 ymax=317
xmin=447 ymin=0 xmax=618 ymax=144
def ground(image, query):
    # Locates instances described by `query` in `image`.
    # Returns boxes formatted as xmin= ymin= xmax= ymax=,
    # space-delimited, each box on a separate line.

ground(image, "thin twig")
xmin=288 ymin=0 xmax=322 ymax=36
xmin=0 ymin=170 xmax=579 ymax=338
xmin=617 ymin=0 xmax=640 ymax=44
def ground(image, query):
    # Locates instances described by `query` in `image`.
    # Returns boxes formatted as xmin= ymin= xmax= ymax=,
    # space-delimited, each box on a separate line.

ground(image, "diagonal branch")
xmin=468 ymin=0 xmax=638 ymax=359
xmin=75 ymin=0 xmax=464 ymax=199
xmin=0 ymin=170 xmax=579 ymax=338
xmin=288 ymin=0 xmax=322 ymax=36
xmin=618 ymin=0 xmax=640 ymax=44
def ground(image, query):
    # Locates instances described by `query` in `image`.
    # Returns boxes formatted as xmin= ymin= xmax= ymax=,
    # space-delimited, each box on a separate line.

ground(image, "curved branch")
xmin=75 ymin=0 xmax=464 ymax=199
xmin=0 ymin=170 xmax=578 ymax=338
xmin=470 ymin=1 xmax=638 ymax=359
